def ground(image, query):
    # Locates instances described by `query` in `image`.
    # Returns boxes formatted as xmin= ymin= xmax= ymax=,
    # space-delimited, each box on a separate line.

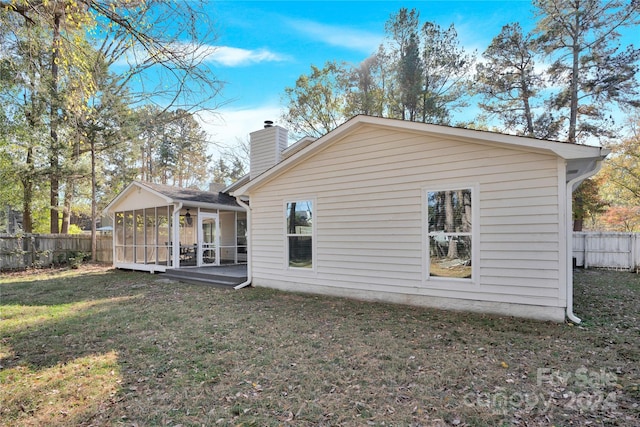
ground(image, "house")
xmin=104 ymin=181 xmax=247 ymax=273
xmin=230 ymin=115 xmax=608 ymax=322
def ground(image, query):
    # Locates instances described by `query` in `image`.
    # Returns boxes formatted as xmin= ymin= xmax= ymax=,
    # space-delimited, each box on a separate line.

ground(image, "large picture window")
xmin=427 ymin=189 xmax=472 ymax=279
xmin=286 ymin=200 xmax=313 ymax=268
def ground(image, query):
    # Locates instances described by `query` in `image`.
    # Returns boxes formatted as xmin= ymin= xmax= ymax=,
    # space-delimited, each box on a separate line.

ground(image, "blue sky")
xmin=197 ymin=1 xmax=541 ymax=152
xmin=193 ymin=1 xmax=636 ymax=154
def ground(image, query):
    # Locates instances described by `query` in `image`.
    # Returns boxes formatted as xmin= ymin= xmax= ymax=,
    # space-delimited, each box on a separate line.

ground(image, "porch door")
xmin=198 ymin=213 xmax=219 ymax=266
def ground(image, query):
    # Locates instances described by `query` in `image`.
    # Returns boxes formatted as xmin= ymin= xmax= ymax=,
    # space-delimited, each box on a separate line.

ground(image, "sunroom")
xmin=104 ymin=181 xmax=247 ymax=273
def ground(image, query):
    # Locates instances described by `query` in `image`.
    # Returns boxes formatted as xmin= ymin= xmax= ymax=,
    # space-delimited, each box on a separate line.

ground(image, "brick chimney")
xmin=250 ymin=121 xmax=288 ymax=180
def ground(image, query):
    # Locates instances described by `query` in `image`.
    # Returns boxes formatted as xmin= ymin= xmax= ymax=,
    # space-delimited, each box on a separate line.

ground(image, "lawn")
xmin=0 ymin=266 xmax=638 ymax=426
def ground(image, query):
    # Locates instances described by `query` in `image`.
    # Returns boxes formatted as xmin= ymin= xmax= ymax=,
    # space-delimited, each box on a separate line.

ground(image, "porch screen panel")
xmin=145 ymin=208 xmax=157 ymax=264
xmin=135 ymin=210 xmax=145 ymax=263
xmin=115 ymin=212 xmax=125 ymax=262
xmin=157 ymin=207 xmax=171 ymax=266
xmin=124 ymin=211 xmax=134 ymax=263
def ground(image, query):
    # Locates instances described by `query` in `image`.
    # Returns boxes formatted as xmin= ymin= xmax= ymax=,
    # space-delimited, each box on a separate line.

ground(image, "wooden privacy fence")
xmin=2 ymin=232 xmax=638 ymax=272
xmin=0 ymin=234 xmax=112 ymax=271
xmin=573 ymin=232 xmax=640 ymax=272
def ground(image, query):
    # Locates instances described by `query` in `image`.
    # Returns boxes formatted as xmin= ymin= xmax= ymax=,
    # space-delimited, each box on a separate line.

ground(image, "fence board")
xmin=0 ymin=234 xmax=112 ymax=271
xmin=573 ymin=232 xmax=639 ymax=272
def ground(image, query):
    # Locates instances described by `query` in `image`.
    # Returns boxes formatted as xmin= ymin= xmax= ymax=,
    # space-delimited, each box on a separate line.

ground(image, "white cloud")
xmin=287 ymin=18 xmax=382 ymax=54
xmin=204 ymin=46 xmax=288 ymax=67
xmin=110 ymin=43 xmax=286 ymax=68
xmin=196 ymin=104 xmax=284 ymax=158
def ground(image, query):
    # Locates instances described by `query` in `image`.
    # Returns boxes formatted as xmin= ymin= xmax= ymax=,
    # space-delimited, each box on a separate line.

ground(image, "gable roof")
xmin=139 ymin=181 xmax=239 ymax=205
xmin=105 ymin=180 xmax=242 ymax=213
xmin=232 ymin=115 xmax=609 ymax=195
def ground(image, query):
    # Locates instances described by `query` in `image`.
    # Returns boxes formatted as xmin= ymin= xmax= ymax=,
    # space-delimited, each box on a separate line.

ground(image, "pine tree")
xmin=534 ymin=0 xmax=640 ymax=143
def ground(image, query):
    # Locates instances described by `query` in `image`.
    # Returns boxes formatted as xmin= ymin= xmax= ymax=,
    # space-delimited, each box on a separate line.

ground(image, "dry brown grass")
xmin=1 ymin=265 xmax=638 ymax=426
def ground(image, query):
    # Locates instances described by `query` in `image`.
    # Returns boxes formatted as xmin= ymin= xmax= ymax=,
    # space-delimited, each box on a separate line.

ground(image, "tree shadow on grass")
xmin=1 ymin=267 xmax=639 ymax=426
xmin=0 ymin=267 xmax=147 ymax=306
xmin=0 ymin=267 xmax=237 ymax=426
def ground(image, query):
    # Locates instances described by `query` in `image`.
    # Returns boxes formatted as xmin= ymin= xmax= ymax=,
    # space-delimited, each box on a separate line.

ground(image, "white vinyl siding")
xmin=248 ymin=124 xmax=563 ymax=311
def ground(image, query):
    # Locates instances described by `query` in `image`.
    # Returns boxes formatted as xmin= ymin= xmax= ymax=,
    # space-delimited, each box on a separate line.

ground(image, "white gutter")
xmin=565 ymin=159 xmax=605 ymax=324
xmin=177 ymin=201 xmax=245 ymax=212
xmin=233 ymin=197 xmax=252 ymax=290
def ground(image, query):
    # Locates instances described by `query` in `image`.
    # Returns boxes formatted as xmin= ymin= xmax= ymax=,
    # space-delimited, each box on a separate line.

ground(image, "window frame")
xmin=284 ymin=198 xmax=316 ymax=271
xmin=423 ymin=184 xmax=479 ymax=285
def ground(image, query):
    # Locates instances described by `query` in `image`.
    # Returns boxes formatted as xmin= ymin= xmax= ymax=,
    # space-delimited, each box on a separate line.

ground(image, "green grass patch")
xmin=1 ymin=266 xmax=638 ymax=426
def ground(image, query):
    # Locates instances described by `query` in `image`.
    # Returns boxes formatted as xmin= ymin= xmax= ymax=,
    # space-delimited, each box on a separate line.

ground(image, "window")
xmin=237 ymin=212 xmax=247 ymax=262
xmin=286 ymin=200 xmax=313 ymax=268
xmin=427 ymin=189 xmax=472 ymax=279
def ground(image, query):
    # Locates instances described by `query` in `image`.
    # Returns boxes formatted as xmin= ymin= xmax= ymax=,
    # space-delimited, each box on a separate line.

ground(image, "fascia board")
xmin=181 ymin=201 xmax=245 ymax=212
xmin=223 ymin=174 xmax=250 ymax=193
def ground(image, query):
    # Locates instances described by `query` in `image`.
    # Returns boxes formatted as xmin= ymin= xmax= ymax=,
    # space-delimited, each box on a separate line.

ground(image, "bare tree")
xmin=2 ymin=0 xmax=225 ymax=262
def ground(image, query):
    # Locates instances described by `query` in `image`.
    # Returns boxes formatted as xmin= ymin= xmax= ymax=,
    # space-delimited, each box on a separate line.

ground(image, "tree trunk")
xmin=573 ymin=218 xmax=584 ymax=232
xmin=61 ymin=178 xmax=74 ymax=234
xmin=61 ymin=137 xmax=81 ymax=234
xmin=521 ymin=76 xmax=535 ymax=136
xmin=91 ymin=137 xmax=97 ymax=261
xmin=49 ymin=12 xmax=61 ymax=233
xmin=445 ymin=191 xmax=458 ymax=259
xmin=288 ymin=202 xmax=296 ymax=234
xmin=573 ymin=192 xmax=584 ymax=231
xmin=461 ymin=190 xmax=472 ymax=232
xmin=568 ymin=14 xmax=580 ymax=144
xmin=21 ymin=146 xmax=34 ymax=233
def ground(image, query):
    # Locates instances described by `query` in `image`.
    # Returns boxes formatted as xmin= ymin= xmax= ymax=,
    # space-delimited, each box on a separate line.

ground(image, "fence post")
xmin=629 ymin=233 xmax=635 ymax=271
xmin=629 ymin=233 xmax=640 ymax=274
xmin=31 ymin=235 xmax=37 ymax=267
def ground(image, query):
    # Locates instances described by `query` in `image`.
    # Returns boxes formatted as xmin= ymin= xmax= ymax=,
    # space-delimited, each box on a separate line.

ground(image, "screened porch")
xmin=106 ymin=181 xmax=247 ymax=273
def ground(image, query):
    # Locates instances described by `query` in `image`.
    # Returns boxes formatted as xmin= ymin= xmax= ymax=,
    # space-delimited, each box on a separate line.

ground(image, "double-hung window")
xmin=427 ymin=188 xmax=473 ymax=279
xmin=286 ymin=200 xmax=313 ymax=268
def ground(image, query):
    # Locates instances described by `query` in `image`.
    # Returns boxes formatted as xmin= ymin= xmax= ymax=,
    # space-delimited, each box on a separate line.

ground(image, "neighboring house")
xmin=1 ymin=206 xmax=23 ymax=234
xmin=230 ymin=115 xmax=609 ymax=322
xmin=104 ymin=181 xmax=247 ymax=272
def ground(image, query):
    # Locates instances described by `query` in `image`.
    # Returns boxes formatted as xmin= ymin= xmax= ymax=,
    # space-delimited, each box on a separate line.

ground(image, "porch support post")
xmin=172 ymin=203 xmax=182 ymax=268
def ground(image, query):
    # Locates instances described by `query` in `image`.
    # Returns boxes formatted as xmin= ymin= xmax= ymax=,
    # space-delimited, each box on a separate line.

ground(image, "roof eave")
xmin=224 ymin=174 xmax=250 ymax=194
xmin=233 ymin=115 xmax=610 ymax=195
xmin=178 ymin=201 xmax=245 ymax=212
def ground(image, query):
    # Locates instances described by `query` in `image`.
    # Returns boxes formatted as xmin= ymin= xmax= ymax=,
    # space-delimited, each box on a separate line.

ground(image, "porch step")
xmin=163 ymin=268 xmax=247 ymax=288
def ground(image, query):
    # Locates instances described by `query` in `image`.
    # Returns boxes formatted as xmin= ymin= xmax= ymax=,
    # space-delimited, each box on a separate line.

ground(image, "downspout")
xmin=172 ymin=202 xmax=183 ymax=269
xmin=233 ymin=196 xmax=252 ymax=290
xmin=565 ymin=159 xmax=605 ymax=324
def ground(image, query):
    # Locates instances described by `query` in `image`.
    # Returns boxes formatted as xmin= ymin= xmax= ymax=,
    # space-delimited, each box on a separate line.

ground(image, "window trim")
xmin=283 ymin=198 xmax=316 ymax=271
xmin=423 ymin=184 xmax=479 ymax=285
